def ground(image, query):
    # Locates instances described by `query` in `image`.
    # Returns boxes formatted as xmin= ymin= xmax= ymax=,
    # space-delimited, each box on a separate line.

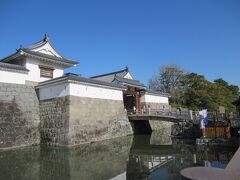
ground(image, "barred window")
xmin=39 ymin=66 xmax=54 ymax=78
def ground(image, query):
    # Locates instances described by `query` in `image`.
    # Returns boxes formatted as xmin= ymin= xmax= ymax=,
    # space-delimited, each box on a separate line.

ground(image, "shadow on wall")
xmin=0 ymin=97 xmax=39 ymax=148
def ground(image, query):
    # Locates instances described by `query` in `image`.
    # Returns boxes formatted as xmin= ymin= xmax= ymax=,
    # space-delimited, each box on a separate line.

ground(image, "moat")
xmin=0 ymin=132 xmax=237 ymax=180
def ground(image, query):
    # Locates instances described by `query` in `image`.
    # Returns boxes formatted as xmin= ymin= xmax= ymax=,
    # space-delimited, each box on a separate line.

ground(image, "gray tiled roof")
xmin=114 ymin=76 xmax=145 ymax=89
xmin=27 ymin=33 xmax=66 ymax=58
xmin=27 ymin=35 xmax=48 ymax=50
xmin=0 ymin=62 xmax=29 ymax=73
xmin=145 ymin=89 xmax=169 ymax=97
xmin=91 ymin=67 xmax=146 ymax=89
xmin=21 ymin=48 xmax=79 ymax=65
xmin=92 ymin=73 xmax=116 ymax=83
xmin=1 ymin=34 xmax=79 ymax=67
xmin=1 ymin=48 xmax=79 ymax=67
xmin=37 ymin=74 xmax=125 ymax=90
xmin=91 ymin=68 xmax=128 ymax=79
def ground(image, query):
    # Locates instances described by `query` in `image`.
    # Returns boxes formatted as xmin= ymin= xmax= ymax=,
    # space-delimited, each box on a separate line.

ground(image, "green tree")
xmin=148 ymin=65 xmax=184 ymax=93
xmin=148 ymin=65 xmax=185 ymax=106
xmin=213 ymin=78 xmax=239 ymax=112
xmin=148 ymin=65 xmax=240 ymax=112
xmin=181 ymin=73 xmax=218 ymax=111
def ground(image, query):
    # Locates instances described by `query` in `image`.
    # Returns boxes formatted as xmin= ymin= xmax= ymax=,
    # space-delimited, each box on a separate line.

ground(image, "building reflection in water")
xmin=127 ymin=134 xmax=236 ymax=180
xmin=0 ymin=132 xmax=237 ymax=180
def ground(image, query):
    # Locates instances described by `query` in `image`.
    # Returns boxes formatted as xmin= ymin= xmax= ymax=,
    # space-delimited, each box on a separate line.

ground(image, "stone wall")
xmin=149 ymin=120 xmax=174 ymax=139
xmin=40 ymin=95 xmax=133 ymax=146
xmin=171 ymin=119 xmax=201 ymax=138
xmin=149 ymin=118 xmax=201 ymax=139
xmin=69 ymin=96 xmax=133 ymax=145
xmin=0 ymin=82 xmax=40 ymax=149
xmin=39 ymin=96 xmax=70 ymax=146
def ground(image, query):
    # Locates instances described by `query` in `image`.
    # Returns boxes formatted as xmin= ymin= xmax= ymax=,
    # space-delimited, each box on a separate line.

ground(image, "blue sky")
xmin=0 ymin=0 xmax=239 ymax=86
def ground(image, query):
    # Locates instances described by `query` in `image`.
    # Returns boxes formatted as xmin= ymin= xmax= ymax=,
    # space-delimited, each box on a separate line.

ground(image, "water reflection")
xmin=0 ymin=133 xmax=237 ymax=180
xmin=127 ymin=136 xmax=236 ymax=180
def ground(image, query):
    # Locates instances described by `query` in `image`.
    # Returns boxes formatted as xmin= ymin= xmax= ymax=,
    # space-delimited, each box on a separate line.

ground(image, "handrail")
xmin=127 ymin=108 xmax=240 ymax=124
xmin=127 ymin=108 xmax=190 ymax=120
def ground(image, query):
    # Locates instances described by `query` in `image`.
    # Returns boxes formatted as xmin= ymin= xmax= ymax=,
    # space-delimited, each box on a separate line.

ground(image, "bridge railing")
xmin=192 ymin=111 xmax=240 ymax=127
xmin=192 ymin=111 xmax=228 ymax=125
xmin=128 ymin=108 xmax=240 ymax=125
xmin=127 ymin=108 xmax=191 ymax=120
xmin=230 ymin=112 xmax=240 ymax=128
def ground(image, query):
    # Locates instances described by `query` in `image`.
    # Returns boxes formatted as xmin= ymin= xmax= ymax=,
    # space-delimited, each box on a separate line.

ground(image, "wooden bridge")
xmin=128 ymin=109 xmax=240 ymax=126
xmin=127 ymin=109 xmax=191 ymax=122
xmin=128 ymin=109 xmax=240 ymax=138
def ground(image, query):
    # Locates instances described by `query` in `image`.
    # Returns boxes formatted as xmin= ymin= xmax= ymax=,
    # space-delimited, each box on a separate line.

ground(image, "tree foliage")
xmin=148 ymin=65 xmax=184 ymax=93
xmin=148 ymin=65 xmax=185 ymax=106
xmin=148 ymin=65 xmax=239 ymax=112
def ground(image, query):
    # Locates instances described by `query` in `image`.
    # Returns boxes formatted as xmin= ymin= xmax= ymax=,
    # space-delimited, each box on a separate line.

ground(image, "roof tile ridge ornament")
xmin=16 ymin=44 xmax=23 ymax=51
xmin=44 ymin=33 xmax=50 ymax=42
xmin=16 ymin=44 xmax=25 ymax=55
xmin=125 ymin=66 xmax=129 ymax=72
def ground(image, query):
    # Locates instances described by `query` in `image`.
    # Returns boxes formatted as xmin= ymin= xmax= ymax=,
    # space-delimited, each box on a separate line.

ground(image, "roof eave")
xmin=90 ymin=68 xmax=127 ymax=78
xmin=36 ymin=75 xmax=126 ymax=91
xmin=23 ymin=51 xmax=78 ymax=67
xmin=0 ymin=64 xmax=29 ymax=73
xmin=1 ymin=50 xmax=79 ymax=67
xmin=0 ymin=51 xmax=22 ymax=63
xmin=121 ymin=82 xmax=146 ymax=89
xmin=113 ymin=77 xmax=146 ymax=89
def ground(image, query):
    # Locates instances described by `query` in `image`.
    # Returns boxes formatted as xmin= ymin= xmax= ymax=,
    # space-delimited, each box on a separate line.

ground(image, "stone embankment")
xmin=0 ymin=83 xmax=40 ymax=149
xmin=40 ymin=95 xmax=133 ymax=146
xmin=171 ymin=118 xmax=201 ymax=138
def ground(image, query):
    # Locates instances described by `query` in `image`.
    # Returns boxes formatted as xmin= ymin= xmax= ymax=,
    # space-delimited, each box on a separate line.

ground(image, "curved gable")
xmin=30 ymin=41 xmax=62 ymax=58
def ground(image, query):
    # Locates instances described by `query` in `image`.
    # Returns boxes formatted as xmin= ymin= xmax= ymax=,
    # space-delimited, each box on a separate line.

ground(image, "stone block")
xmin=39 ymin=95 xmax=133 ymax=146
xmin=0 ymin=82 xmax=40 ymax=149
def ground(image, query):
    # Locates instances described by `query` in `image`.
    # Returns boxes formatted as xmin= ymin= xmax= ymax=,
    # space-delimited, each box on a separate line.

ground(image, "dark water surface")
xmin=0 ymin=132 xmax=237 ymax=180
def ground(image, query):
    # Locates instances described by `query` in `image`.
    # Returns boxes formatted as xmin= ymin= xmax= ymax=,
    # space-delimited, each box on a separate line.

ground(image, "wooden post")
xmin=225 ymin=113 xmax=228 ymax=138
xmin=189 ymin=110 xmax=193 ymax=120
xmin=135 ymin=92 xmax=140 ymax=111
xmin=214 ymin=112 xmax=217 ymax=138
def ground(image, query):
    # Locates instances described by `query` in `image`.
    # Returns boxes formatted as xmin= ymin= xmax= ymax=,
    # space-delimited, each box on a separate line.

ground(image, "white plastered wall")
xmin=38 ymin=82 xmax=123 ymax=101
xmin=0 ymin=70 xmax=27 ymax=84
xmin=25 ymin=58 xmax=64 ymax=83
xmin=69 ymin=83 xmax=123 ymax=101
xmin=141 ymin=94 xmax=169 ymax=104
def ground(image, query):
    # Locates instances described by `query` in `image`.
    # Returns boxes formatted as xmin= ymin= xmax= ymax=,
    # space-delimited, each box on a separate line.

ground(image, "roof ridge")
xmin=25 ymin=34 xmax=65 ymax=59
xmin=91 ymin=67 xmax=128 ymax=78
xmin=114 ymin=75 xmax=140 ymax=83
xmin=27 ymin=33 xmax=49 ymax=50
xmin=28 ymin=40 xmax=47 ymax=49
xmin=21 ymin=48 xmax=78 ymax=64
xmin=113 ymin=76 xmax=145 ymax=88
xmin=37 ymin=74 xmax=125 ymax=89
xmin=1 ymin=48 xmax=79 ymax=66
